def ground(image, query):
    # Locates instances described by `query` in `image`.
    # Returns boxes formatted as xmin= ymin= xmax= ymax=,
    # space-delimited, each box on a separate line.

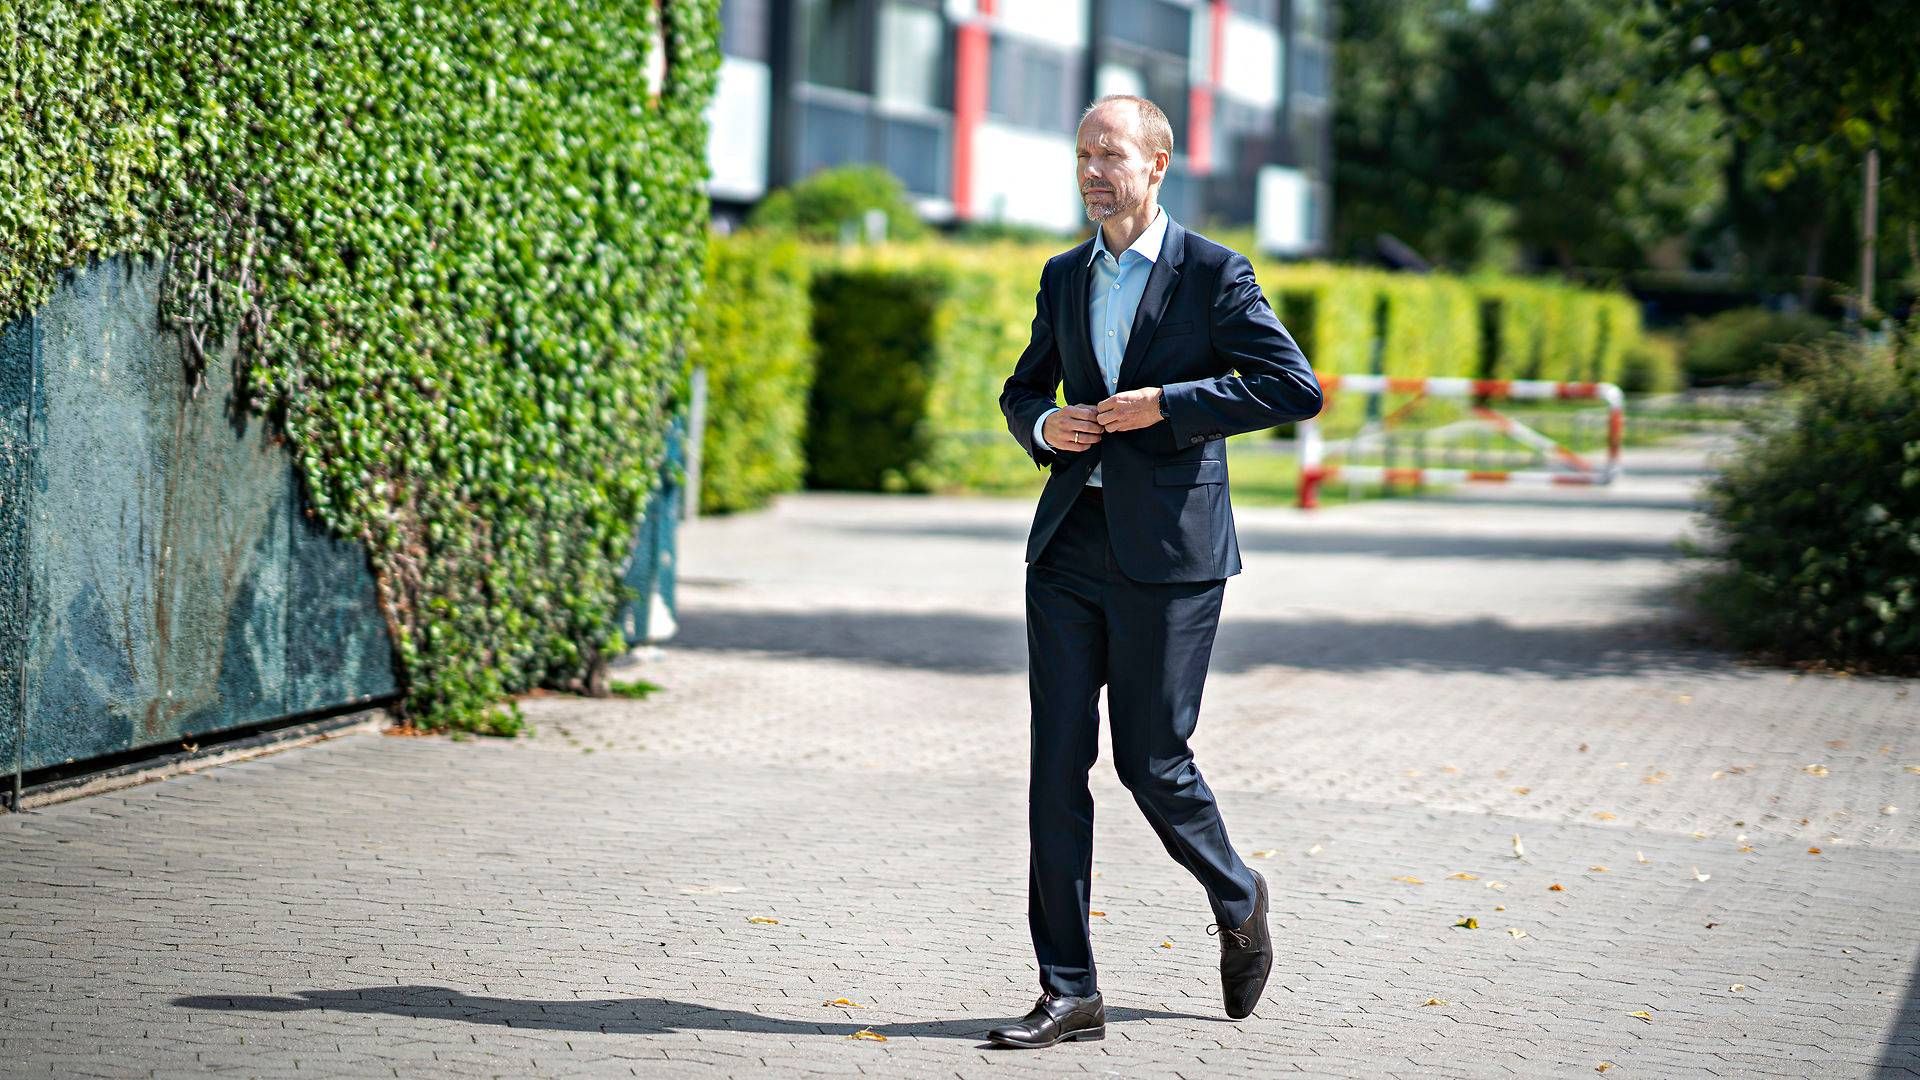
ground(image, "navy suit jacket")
xmin=998 ymin=218 xmax=1324 ymax=583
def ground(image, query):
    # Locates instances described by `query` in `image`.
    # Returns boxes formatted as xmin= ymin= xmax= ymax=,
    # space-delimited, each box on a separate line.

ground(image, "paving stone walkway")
xmin=4 ymin=436 xmax=1917 ymax=1079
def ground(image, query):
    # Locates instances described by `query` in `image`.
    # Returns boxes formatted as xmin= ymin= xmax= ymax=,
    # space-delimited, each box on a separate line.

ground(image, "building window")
xmin=1292 ymin=38 xmax=1330 ymax=105
xmin=1094 ymin=50 xmax=1188 ymax=137
xmin=875 ymin=1 xmax=947 ymax=111
xmin=1105 ymin=0 xmax=1193 ymax=57
xmin=719 ymin=0 xmax=772 ymax=61
xmin=800 ymin=0 xmax=864 ymax=93
xmin=990 ymin=36 xmax=1079 ymax=133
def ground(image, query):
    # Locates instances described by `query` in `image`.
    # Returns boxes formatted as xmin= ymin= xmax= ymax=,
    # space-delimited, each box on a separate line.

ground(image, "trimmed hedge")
xmin=1697 ymin=326 xmax=1920 ymax=671
xmin=791 ymin=237 xmax=1647 ymax=487
xmin=688 ymin=233 xmax=815 ymax=514
xmin=805 ymin=244 xmax=1038 ymax=493
xmin=3 ymin=1 xmax=721 ymax=732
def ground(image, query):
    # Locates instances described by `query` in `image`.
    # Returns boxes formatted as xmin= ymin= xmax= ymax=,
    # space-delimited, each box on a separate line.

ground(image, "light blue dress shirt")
xmin=1034 ymin=205 xmax=1169 ymax=488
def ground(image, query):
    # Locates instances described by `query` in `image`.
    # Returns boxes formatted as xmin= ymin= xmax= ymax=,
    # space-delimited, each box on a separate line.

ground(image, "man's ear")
xmin=1151 ymin=149 xmax=1170 ymax=186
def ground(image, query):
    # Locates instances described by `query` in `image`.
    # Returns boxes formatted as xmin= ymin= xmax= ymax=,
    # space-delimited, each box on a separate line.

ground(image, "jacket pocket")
xmin=1156 ymin=319 xmax=1194 ymax=337
xmin=1154 ymin=459 xmax=1226 ymax=486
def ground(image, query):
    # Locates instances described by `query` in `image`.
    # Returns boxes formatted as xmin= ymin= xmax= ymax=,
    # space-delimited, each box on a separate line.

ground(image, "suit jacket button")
xmin=1189 ymin=435 xmax=1203 ymax=444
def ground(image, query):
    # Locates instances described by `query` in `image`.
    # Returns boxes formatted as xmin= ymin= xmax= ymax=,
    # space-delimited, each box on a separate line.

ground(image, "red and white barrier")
xmin=1298 ymin=375 xmax=1624 ymax=509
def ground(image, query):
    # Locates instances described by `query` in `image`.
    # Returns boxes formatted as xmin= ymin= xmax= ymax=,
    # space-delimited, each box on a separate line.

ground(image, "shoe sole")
xmin=986 ymin=1025 xmax=1106 ymax=1049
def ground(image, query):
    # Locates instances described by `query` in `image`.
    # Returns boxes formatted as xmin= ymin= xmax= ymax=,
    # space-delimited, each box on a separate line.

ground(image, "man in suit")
xmin=986 ymin=95 xmax=1324 ymax=1050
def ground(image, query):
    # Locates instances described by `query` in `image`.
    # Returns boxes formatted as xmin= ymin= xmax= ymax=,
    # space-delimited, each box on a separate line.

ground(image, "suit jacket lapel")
xmin=1114 ymin=218 xmax=1185 ymax=393
xmin=1062 ymin=242 xmax=1102 ymax=390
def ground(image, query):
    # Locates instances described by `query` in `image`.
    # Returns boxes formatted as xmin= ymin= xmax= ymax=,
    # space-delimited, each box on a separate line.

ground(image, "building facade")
xmin=707 ymin=0 xmax=1333 ymax=255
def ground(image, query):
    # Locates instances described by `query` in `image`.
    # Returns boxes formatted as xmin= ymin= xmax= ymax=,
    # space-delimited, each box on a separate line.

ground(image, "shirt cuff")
xmin=1034 ymin=407 xmax=1060 ymax=451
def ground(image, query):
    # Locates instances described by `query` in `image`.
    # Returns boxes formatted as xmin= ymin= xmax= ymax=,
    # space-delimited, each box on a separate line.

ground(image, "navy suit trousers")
xmin=1024 ymin=484 xmax=1259 ymax=998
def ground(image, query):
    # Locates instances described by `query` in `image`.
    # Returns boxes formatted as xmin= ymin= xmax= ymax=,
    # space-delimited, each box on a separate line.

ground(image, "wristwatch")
xmin=1157 ymin=391 xmax=1170 ymax=421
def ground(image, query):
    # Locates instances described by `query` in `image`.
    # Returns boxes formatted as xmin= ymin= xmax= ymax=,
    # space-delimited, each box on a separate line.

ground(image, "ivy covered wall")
xmin=2 ymin=1 xmax=721 ymax=732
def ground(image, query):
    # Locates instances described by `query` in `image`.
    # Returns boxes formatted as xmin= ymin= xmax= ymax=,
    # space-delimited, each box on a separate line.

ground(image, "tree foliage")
xmin=1335 ymin=0 xmax=1724 ymax=273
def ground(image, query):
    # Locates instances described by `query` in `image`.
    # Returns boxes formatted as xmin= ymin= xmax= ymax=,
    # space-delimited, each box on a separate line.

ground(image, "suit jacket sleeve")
xmin=1159 ymin=251 xmax=1323 ymax=448
xmin=999 ymin=261 xmax=1065 ymax=469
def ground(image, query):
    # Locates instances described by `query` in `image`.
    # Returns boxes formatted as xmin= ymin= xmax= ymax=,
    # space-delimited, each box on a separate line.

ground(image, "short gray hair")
xmin=1079 ymin=95 xmax=1175 ymax=158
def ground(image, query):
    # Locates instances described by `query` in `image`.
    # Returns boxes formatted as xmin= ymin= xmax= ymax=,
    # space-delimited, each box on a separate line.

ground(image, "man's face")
xmin=1076 ymin=106 xmax=1162 ymax=223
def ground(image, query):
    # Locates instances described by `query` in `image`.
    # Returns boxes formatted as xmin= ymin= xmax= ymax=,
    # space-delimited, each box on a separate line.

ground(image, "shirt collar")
xmin=1087 ymin=204 xmax=1169 ymax=267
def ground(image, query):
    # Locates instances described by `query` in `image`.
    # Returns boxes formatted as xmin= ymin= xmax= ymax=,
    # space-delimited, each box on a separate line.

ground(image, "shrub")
xmin=688 ymin=233 xmax=815 ymax=514
xmin=805 ymin=244 xmax=1040 ymax=493
xmin=1679 ymin=307 xmax=1833 ymax=385
xmin=1696 ymin=324 xmax=1920 ymax=671
xmin=2 ymin=1 xmax=721 ymax=732
xmin=1619 ymin=332 xmax=1685 ymax=394
xmin=749 ymin=164 xmax=927 ymax=244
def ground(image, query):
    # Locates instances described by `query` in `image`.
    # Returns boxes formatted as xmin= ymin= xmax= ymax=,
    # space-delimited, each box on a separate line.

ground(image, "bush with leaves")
xmin=1679 ymin=307 xmax=1834 ymax=385
xmin=748 ymin=164 xmax=926 ymax=244
xmin=1696 ymin=324 xmax=1920 ymax=671
xmin=688 ymin=233 xmax=815 ymax=513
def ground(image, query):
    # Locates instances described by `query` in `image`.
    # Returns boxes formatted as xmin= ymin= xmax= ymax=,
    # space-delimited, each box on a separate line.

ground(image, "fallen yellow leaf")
xmin=1089 ymin=909 xmax=1106 ymax=918
xmin=748 ymin=916 xmax=780 ymax=925
xmin=1592 ymin=811 xmax=1618 ymax=821
xmin=1548 ymin=883 xmax=1565 ymax=892
xmin=1251 ymin=849 xmax=1279 ymax=858
xmin=1512 ymin=786 xmax=1531 ymax=795
xmin=1307 ymin=844 xmax=1324 ymax=856
xmin=1904 ymin=765 xmax=1920 ymax=774
xmin=1485 ymin=880 xmax=1508 ymax=890
xmin=1512 ymin=834 xmax=1525 ymax=857
xmin=1636 ymin=851 xmax=1650 ymax=864
xmin=1454 ymin=916 xmax=1479 ymax=929
xmin=1448 ymin=872 xmax=1480 ymax=881
xmin=1729 ymin=984 xmax=1747 ymax=993
xmin=1804 ymin=764 xmax=1830 ymax=777
xmin=1507 ymin=928 xmax=1528 ymax=939
xmin=1422 ymin=997 xmax=1447 ymax=1006
xmin=1160 ymin=940 xmax=1173 ymax=949
xmin=823 ymin=998 xmax=865 ymax=1008
xmin=1393 ymin=875 xmax=1426 ymax=885
xmin=1628 ymin=1010 xmax=1652 ymax=1022
xmin=1692 ymin=867 xmax=1711 ymax=882
xmin=1493 ymin=904 xmax=1505 ymax=911
xmin=1808 ymin=846 xmax=1823 ymax=855
xmin=849 ymin=1028 xmax=887 ymax=1041
xmin=1597 ymin=1062 xmax=1616 ymax=1073
xmin=1589 ymin=865 xmax=1609 ymax=873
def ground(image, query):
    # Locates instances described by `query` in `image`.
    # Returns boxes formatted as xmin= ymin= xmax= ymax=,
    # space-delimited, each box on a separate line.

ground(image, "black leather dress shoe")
xmin=985 ymin=991 xmax=1105 ymax=1048
xmin=1209 ymin=868 xmax=1273 ymax=1019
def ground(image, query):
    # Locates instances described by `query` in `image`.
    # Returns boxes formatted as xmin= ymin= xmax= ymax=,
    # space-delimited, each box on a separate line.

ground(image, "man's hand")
xmin=1096 ymin=387 xmax=1165 ymax=432
xmin=1043 ymin=405 xmax=1105 ymax=452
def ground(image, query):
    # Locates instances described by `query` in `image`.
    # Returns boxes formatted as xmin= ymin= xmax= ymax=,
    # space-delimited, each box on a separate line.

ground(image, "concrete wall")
xmin=1 ymin=255 xmax=397 ymax=777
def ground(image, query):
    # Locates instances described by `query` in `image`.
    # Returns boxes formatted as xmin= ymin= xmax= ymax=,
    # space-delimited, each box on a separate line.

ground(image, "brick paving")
xmin=4 ymin=436 xmax=1917 ymax=1079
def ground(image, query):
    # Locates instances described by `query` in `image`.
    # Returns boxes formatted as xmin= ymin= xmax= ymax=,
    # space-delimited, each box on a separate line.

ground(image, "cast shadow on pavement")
xmin=834 ymin=520 xmax=1688 ymax=562
xmin=1877 ymin=948 xmax=1920 ymax=1077
xmin=671 ymin=607 xmax=1726 ymax=679
xmin=170 ymin=987 xmax=1220 ymax=1042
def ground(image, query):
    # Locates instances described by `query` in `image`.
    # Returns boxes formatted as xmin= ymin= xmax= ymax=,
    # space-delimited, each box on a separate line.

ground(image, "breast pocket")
xmin=1156 ymin=319 xmax=1194 ymax=338
xmin=1154 ymin=459 xmax=1226 ymax=486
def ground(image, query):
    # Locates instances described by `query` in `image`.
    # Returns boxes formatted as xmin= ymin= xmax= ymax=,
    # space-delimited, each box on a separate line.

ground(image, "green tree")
xmin=1334 ymin=0 xmax=1725 ymax=274
xmin=1646 ymin=0 xmax=1919 ymax=307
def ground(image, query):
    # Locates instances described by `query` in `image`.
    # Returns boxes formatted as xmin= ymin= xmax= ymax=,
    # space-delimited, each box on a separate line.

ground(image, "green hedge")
xmin=688 ymin=233 xmax=815 ymax=513
xmin=1697 ymin=326 xmax=1920 ymax=671
xmin=792 ymin=239 xmax=1646 ymax=483
xmin=3 ymin=1 xmax=721 ymax=732
xmin=805 ymin=244 xmax=1037 ymax=493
